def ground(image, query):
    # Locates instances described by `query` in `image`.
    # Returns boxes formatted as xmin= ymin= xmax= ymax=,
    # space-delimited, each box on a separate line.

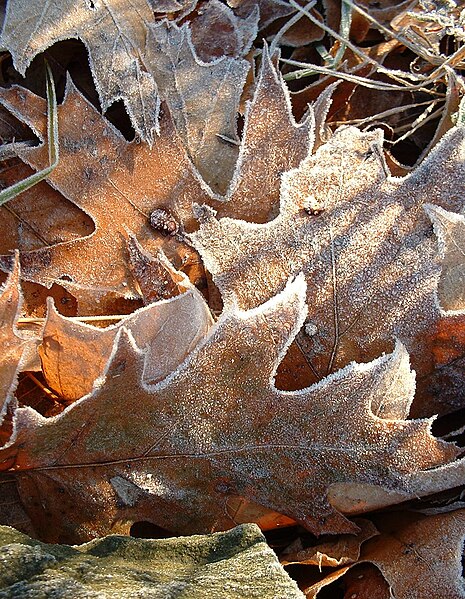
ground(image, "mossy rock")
xmin=0 ymin=523 xmax=304 ymax=598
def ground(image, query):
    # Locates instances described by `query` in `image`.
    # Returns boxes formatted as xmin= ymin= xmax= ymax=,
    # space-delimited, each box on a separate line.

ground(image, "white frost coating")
xmin=406 ymin=454 xmax=465 ymax=497
xmin=110 ymin=476 xmax=144 ymax=507
xmin=401 ymin=124 xmax=465 ymax=186
xmin=310 ymin=80 xmax=339 ymax=144
xmin=424 ymin=202 xmax=465 ymax=316
xmin=283 ymin=339 xmax=413 ymax=404
xmin=248 ymin=273 xmax=307 ymax=386
xmin=189 ymin=203 xmax=286 ymax=289
xmin=2 ymin=405 xmax=48 ymax=451
xmin=111 ymin=473 xmax=182 ymax=505
xmin=142 ymin=273 xmax=308 ymax=393
xmin=185 ymin=44 xmax=314 ymax=204
xmin=128 ymin=472 xmax=177 ymax=498
xmin=328 ymin=481 xmax=410 ymax=514
xmin=425 ymin=203 xmax=457 ymax=259
xmin=231 ymin=272 xmax=307 ymax=319
xmin=224 ymin=45 xmax=315 ymax=202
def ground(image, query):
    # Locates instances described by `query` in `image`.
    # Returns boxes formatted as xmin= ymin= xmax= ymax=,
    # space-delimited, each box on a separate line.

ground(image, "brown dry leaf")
xmin=189 ymin=0 xmax=258 ymax=60
xmin=410 ymin=205 xmax=465 ymax=415
xmin=190 ymin=123 xmax=465 ymax=414
xmin=281 ymin=518 xmax=379 ymax=567
xmin=145 ymin=19 xmax=250 ymax=193
xmin=231 ymin=0 xmax=295 ymax=30
xmin=126 ymin=235 xmax=190 ymax=303
xmin=417 ymin=315 xmax=465 ymax=417
xmin=305 ymin=510 xmax=465 ymax=599
xmin=341 ymin=564 xmax=391 ymax=599
xmin=0 ymin=160 xmax=95 ymax=255
xmin=0 ymin=52 xmax=312 ymax=312
xmin=0 ymin=254 xmax=38 ymax=423
xmin=1 ymin=0 xmax=161 ymax=143
xmin=264 ymin=4 xmax=325 ymax=48
xmin=0 ymin=78 xmax=207 ymax=313
xmin=426 ymin=204 xmax=465 ymax=312
xmin=39 ymin=260 xmax=213 ymax=402
xmin=0 ymin=277 xmax=460 ymax=543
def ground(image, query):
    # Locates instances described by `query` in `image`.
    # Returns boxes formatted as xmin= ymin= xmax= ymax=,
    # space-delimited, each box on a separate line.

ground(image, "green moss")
xmin=0 ymin=524 xmax=304 ymax=598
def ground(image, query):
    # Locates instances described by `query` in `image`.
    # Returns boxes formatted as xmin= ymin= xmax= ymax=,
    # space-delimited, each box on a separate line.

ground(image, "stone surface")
xmin=0 ymin=523 xmax=304 ymax=598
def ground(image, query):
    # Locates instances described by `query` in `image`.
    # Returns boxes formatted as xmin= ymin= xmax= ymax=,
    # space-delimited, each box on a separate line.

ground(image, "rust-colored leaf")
xmin=191 ymin=123 xmax=465 ymax=416
xmin=0 ymin=277 xmax=459 ymax=543
xmin=306 ymin=510 xmax=465 ymax=599
xmin=208 ymin=47 xmax=314 ymax=223
xmin=281 ymin=517 xmax=379 ymax=567
xmin=189 ymin=0 xmax=258 ymax=61
xmin=39 ymin=261 xmax=213 ymax=401
xmin=0 ymin=79 xmax=205 ymax=313
xmin=0 ymin=254 xmax=38 ymax=422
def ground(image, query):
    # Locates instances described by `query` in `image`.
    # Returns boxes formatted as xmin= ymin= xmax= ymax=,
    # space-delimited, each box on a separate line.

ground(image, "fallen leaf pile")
xmin=0 ymin=0 xmax=465 ymax=596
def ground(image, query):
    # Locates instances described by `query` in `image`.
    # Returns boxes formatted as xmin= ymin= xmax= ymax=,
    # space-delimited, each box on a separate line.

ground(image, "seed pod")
xmin=149 ymin=208 xmax=179 ymax=236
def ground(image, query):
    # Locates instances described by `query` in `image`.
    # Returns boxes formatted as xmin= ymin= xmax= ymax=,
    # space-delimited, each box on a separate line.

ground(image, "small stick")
xmin=17 ymin=314 xmax=126 ymax=325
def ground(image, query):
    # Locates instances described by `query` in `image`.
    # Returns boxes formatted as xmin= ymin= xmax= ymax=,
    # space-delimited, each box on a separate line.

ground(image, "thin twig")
xmin=282 ymin=58 xmax=443 ymax=94
xmin=17 ymin=314 xmax=126 ymax=325
xmin=286 ymin=0 xmax=427 ymax=85
xmin=25 ymin=372 xmax=61 ymax=402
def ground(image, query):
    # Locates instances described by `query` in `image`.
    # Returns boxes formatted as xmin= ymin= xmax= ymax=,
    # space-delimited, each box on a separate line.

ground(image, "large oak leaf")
xmin=0 ymin=277 xmax=459 ymax=543
xmin=1 ymin=0 xmax=160 ymax=143
xmin=191 ymin=124 xmax=465 ymax=414
xmin=0 ymin=53 xmax=312 ymax=312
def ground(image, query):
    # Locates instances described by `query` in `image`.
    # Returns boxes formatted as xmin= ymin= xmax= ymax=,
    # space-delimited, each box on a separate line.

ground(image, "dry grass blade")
xmin=0 ymin=63 xmax=58 ymax=207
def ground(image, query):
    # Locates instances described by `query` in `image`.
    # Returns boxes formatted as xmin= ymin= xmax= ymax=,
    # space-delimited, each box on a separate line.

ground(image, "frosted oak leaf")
xmin=0 ymin=53 xmax=312 ymax=312
xmin=0 ymin=276 xmax=459 ymax=543
xmin=0 ymin=254 xmax=39 ymax=429
xmin=191 ymin=124 xmax=465 ymax=415
xmin=1 ymin=0 xmax=160 ymax=143
xmin=145 ymin=18 xmax=251 ymax=194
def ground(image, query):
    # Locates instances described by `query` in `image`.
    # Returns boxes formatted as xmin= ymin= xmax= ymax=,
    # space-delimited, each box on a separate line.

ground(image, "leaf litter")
xmin=0 ymin=0 xmax=465 ymax=596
